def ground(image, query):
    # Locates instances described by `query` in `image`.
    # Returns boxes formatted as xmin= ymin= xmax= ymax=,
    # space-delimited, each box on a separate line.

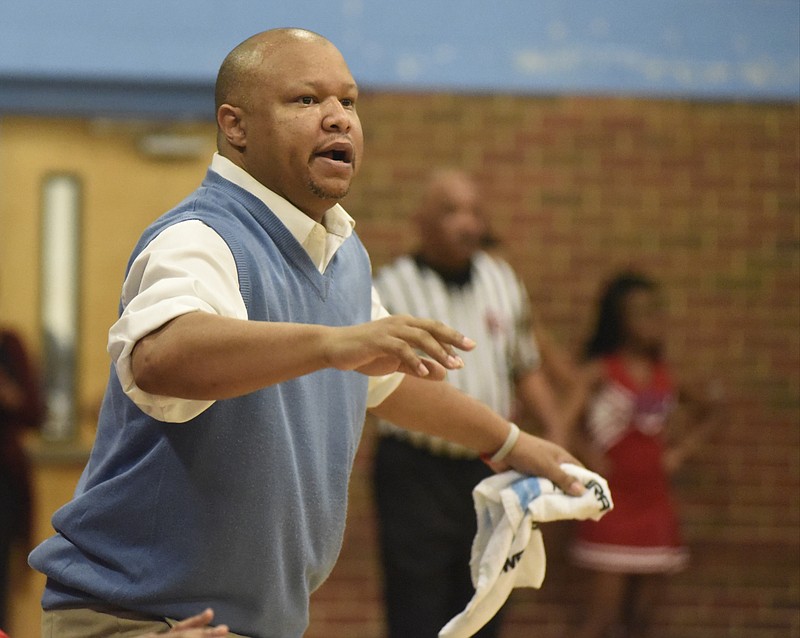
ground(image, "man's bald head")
xmin=214 ymin=28 xmax=332 ymax=113
xmin=417 ymin=169 xmax=476 ymax=218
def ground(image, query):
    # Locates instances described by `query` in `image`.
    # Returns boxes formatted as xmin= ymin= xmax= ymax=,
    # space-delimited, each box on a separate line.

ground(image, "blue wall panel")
xmin=1 ymin=1 xmax=797 ymax=118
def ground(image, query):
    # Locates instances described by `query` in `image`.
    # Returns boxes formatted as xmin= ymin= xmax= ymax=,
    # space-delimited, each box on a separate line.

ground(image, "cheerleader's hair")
xmin=584 ymin=270 xmax=661 ymax=361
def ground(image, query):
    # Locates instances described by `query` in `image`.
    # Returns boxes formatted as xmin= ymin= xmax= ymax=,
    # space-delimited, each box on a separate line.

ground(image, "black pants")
xmin=373 ymin=436 xmax=503 ymax=638
xmin=0 ymin=473 xmax=18 ymax=631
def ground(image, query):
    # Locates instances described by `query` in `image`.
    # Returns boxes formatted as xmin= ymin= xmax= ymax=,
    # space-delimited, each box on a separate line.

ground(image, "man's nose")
xmin=321 ymin=98 xmax=351 ymax=132
xmin=454 ymin=211 xmax=484 ymax=234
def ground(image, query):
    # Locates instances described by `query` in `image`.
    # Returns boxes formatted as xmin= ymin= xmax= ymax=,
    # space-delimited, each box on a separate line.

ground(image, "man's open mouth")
xmin=316 ymin=143 xmax=353 ymax=164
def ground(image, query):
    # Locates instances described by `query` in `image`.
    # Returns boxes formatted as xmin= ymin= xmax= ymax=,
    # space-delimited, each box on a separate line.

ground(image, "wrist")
xmin=480 ymin=422 xmax=520 ymax=465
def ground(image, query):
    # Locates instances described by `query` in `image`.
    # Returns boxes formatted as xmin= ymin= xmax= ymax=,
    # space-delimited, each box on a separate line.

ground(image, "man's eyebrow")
xmin=293 ymin=80 xmax=359 ymax=92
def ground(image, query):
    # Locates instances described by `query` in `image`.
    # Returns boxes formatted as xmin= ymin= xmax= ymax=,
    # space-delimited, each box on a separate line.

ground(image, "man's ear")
xmin=217 ymin=104 xmax=247 ymax=149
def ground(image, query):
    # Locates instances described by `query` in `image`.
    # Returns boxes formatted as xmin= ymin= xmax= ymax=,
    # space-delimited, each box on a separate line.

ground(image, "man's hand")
xmin=327 ymin=314 xmax=476 ymax=380
xmin=138 ymin=608 xmax=229 ymax=637
xmin=494 ymin=432 xmax=587 ymax=496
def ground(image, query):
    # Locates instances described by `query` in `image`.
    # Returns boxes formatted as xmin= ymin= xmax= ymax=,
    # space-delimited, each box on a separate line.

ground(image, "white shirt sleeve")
xmin=108 ymin=220 xmax=247 ymax=423
xmin=365 ymin=286 xmax=405 ymax=408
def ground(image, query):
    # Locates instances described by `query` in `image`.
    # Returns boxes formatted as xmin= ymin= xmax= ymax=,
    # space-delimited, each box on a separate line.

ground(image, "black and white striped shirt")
xmin=374 ymin=251 xmax=541 ymax=458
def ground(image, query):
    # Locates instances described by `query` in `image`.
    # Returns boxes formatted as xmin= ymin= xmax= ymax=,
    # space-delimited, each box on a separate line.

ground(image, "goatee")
xmin=308 ymin=177 xmax=350 ymax=200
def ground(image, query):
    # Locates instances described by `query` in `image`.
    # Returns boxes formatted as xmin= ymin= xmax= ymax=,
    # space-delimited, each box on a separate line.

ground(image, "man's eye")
xmin=341 ymin=98 xmax=354 ymax=108
xmin=299 ymin=96 xmax=315 ymax=105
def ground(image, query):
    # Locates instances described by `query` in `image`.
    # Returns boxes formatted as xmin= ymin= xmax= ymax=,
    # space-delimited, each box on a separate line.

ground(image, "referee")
xmin=372 ymin=168 xmax=566 ymax=638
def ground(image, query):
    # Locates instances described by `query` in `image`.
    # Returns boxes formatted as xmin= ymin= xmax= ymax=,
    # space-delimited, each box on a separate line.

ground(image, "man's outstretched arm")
xmin=369 ymin=374 xmax=585 ymax=495
xmin=131 ymin=311 xmax=473 ymax=400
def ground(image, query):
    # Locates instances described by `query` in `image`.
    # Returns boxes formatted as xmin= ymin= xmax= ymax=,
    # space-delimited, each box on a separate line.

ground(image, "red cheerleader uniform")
xmin=571 ymin=354 xmax=689 ymax=574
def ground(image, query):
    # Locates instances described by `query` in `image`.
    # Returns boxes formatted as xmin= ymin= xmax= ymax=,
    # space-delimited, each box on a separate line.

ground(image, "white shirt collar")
xmin=209 ymin=153 xmax=355 ymax=245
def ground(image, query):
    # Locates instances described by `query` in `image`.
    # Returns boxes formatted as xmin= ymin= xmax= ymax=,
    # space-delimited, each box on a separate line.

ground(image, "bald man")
xmin=372 ymin=169 xmax=568 ymax=638
xmin=29 ymin=30 xmax=581 ymax=638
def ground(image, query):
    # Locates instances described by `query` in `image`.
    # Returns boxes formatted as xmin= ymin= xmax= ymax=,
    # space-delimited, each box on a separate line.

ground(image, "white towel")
xmin=438 ymin=463 xmax=613 ymax=638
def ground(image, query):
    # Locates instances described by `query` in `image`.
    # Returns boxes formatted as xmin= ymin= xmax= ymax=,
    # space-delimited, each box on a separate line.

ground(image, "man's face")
xmin=423 ymin=176 xmax=485 ymax=270
xmin=239 ymin=39 xmax=363 ymax=219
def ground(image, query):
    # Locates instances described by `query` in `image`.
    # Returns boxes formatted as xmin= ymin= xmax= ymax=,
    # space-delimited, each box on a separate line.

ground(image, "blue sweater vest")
xmin=29 ymin=171 xmax=372 ymax=638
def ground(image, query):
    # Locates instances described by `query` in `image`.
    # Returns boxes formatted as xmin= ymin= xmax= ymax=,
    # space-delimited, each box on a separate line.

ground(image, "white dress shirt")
xmin=108 ymin=153 xmax=403 ymax=423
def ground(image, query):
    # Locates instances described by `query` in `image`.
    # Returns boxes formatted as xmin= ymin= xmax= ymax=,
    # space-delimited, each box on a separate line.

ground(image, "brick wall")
xmin=306 ymin=94 xmax=800 ymax=637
